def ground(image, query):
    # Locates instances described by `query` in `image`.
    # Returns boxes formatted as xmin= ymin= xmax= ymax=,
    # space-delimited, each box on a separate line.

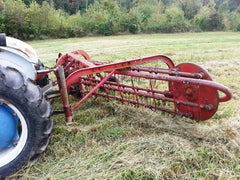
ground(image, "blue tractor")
xmin=0 ymin=34 xmax=53 ymax=178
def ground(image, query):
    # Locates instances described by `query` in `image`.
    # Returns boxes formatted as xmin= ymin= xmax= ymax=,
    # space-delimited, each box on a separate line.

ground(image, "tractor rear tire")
xmin=0 ymin=65 xmax=53 ymax=179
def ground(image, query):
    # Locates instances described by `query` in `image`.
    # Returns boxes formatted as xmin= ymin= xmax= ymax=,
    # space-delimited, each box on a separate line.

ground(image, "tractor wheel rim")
xmin=0 ymin=100 xmax=28 ymax=167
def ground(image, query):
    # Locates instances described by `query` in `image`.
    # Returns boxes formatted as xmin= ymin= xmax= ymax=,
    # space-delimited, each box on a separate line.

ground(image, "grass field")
xmin=13 ymin=32 xmax=240 ymax=179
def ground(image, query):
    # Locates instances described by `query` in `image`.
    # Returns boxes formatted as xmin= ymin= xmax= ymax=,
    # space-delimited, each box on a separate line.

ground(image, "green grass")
xmin=12 ymin=32 xmax=240 ymax=179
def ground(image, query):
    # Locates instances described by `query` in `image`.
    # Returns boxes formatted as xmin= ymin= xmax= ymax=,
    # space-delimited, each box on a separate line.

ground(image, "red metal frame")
xmin=43 ymin=50 xmax=232 ymax=123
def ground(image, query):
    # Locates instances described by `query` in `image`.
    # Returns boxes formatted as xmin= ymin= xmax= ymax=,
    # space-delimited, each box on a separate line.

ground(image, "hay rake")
xmin=41 ymin=50 xmax=232 ymax=124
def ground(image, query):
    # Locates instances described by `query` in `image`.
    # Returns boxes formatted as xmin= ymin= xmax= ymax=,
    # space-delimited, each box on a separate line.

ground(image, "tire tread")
xmin=0 ymin=65 xmax=53 ymax=178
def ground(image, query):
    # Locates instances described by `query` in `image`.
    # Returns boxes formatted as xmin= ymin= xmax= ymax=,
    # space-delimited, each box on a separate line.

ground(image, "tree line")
xmin=0 ymin=0 xmax=239 ymax=40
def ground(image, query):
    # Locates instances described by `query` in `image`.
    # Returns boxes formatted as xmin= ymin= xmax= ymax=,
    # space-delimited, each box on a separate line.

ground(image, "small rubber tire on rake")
xmin=0 ymin=65 xmax=53 ymax=179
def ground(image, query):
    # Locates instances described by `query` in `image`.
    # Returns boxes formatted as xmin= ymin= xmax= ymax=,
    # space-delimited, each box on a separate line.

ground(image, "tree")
xmin=194 ymin=0 xmax=224 ymax=31
xmin=178 ymin=0 xmax=202 ymax=19
xmin=3 ymin=0 xmax=28 ymax=38
xmin=164 ymin=6 xmax=187 ymax=32
xmin=22 ymin=0 xmax=32 ymax=6
xmin=161 ymin=0 xmax=178 ymax=7
xmin=218 ymin=1 xmax=229 ymax=13
xmin=85 ymin=0 xmax=121 ymax=35
xmin=118 ymin=0 xmax=135 ymax=11
xmin=133 ymin=0 xmax=159 ymax=24
xmin=228 ymin=0 xmax=240 ymax=11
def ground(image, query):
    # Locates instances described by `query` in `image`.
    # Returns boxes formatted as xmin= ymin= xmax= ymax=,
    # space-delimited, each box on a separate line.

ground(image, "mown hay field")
xmin=14 ymin=32 xmax=240 ymax=179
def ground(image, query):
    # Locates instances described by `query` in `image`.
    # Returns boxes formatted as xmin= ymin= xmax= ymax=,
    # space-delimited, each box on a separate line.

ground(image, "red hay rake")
xmin=40 ymin=50 xmax=232 ymax=124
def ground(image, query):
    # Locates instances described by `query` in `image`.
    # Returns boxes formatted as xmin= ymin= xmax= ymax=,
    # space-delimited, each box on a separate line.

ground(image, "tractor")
xmin=0 ymin=34 xmax=232 ymax=178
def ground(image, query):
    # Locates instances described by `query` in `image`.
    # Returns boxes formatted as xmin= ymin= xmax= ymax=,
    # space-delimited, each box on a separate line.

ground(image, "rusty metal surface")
xmin=6 ymin=36 xmax=38 ymax=63
xmin=57 ymin=66 xmax=73 ymax=124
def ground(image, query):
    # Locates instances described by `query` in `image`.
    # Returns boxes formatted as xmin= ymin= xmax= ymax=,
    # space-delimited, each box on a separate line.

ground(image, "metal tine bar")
xmin=73 ymin=70 xmax=116 ymax=110
xmin=158 ymin=80 xmax=164 ymax=109
xmin=80 ymin=80 xmax=199 ymax=108
xmin=114 ymin=74 xmax=124 ymax=103
xmin=149 ymin=79 xmax=157 ymax=109
xmin=91 ymin=61 xmax=203 ymax=79
xmin=92 ymin=92 xmax=192 ymax=118
xmin=113 ymin=75 xmax=118 ymax=97
xmin=161 ymin=98 xmax=165 ymax=109
xmin=80 ymin=77 xmax=168 ymax=96
xmin=115 ymin=70 xmax=232 ymax=103
xmin=131 ymin=77 xmax=140 ymax=106
xmin=63 ymin=59 xmax=75 ymax=72
xmin=197 ymin=84 xmax=201 ymax=119
xmin=97 ymin=73 xmax=110 ymax=100
xmin=171 ymin=80 xmax=177 ymax=114
xmin=131 ymin=66 xmax=203 ymax=79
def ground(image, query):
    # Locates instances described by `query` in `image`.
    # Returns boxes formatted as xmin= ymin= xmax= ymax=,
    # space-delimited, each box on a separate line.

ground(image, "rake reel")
xmin=42 ymin=50 xmax=232 ymax=124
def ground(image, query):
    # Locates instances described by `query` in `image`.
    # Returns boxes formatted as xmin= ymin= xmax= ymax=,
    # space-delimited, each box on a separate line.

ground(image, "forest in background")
xmin=0 ymin=0 xmax=240 ymax=39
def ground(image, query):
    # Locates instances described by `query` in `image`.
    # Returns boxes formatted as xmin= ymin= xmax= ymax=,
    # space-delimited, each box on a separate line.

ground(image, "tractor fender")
xmin=5 ymin=36 xmax=39 ymax=63
xmin=0 ymin=47 xmax=36 ymax=80
xmin=0 ymin=34 xmax=38 ymax=80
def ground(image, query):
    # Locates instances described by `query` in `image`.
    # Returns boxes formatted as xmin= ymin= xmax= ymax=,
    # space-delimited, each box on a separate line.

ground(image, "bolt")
xmin=185 ymin=88 xmax=193 ymax=96
xmin=200 ymin=104 xmax=214 ymax=111
xmin=208 ymin=104 xmax=214 ymax=110
xmin=13 ymin=112 xmax=17 ymax=116
xmin=183 ymin=81 xmax=190 ymax=84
